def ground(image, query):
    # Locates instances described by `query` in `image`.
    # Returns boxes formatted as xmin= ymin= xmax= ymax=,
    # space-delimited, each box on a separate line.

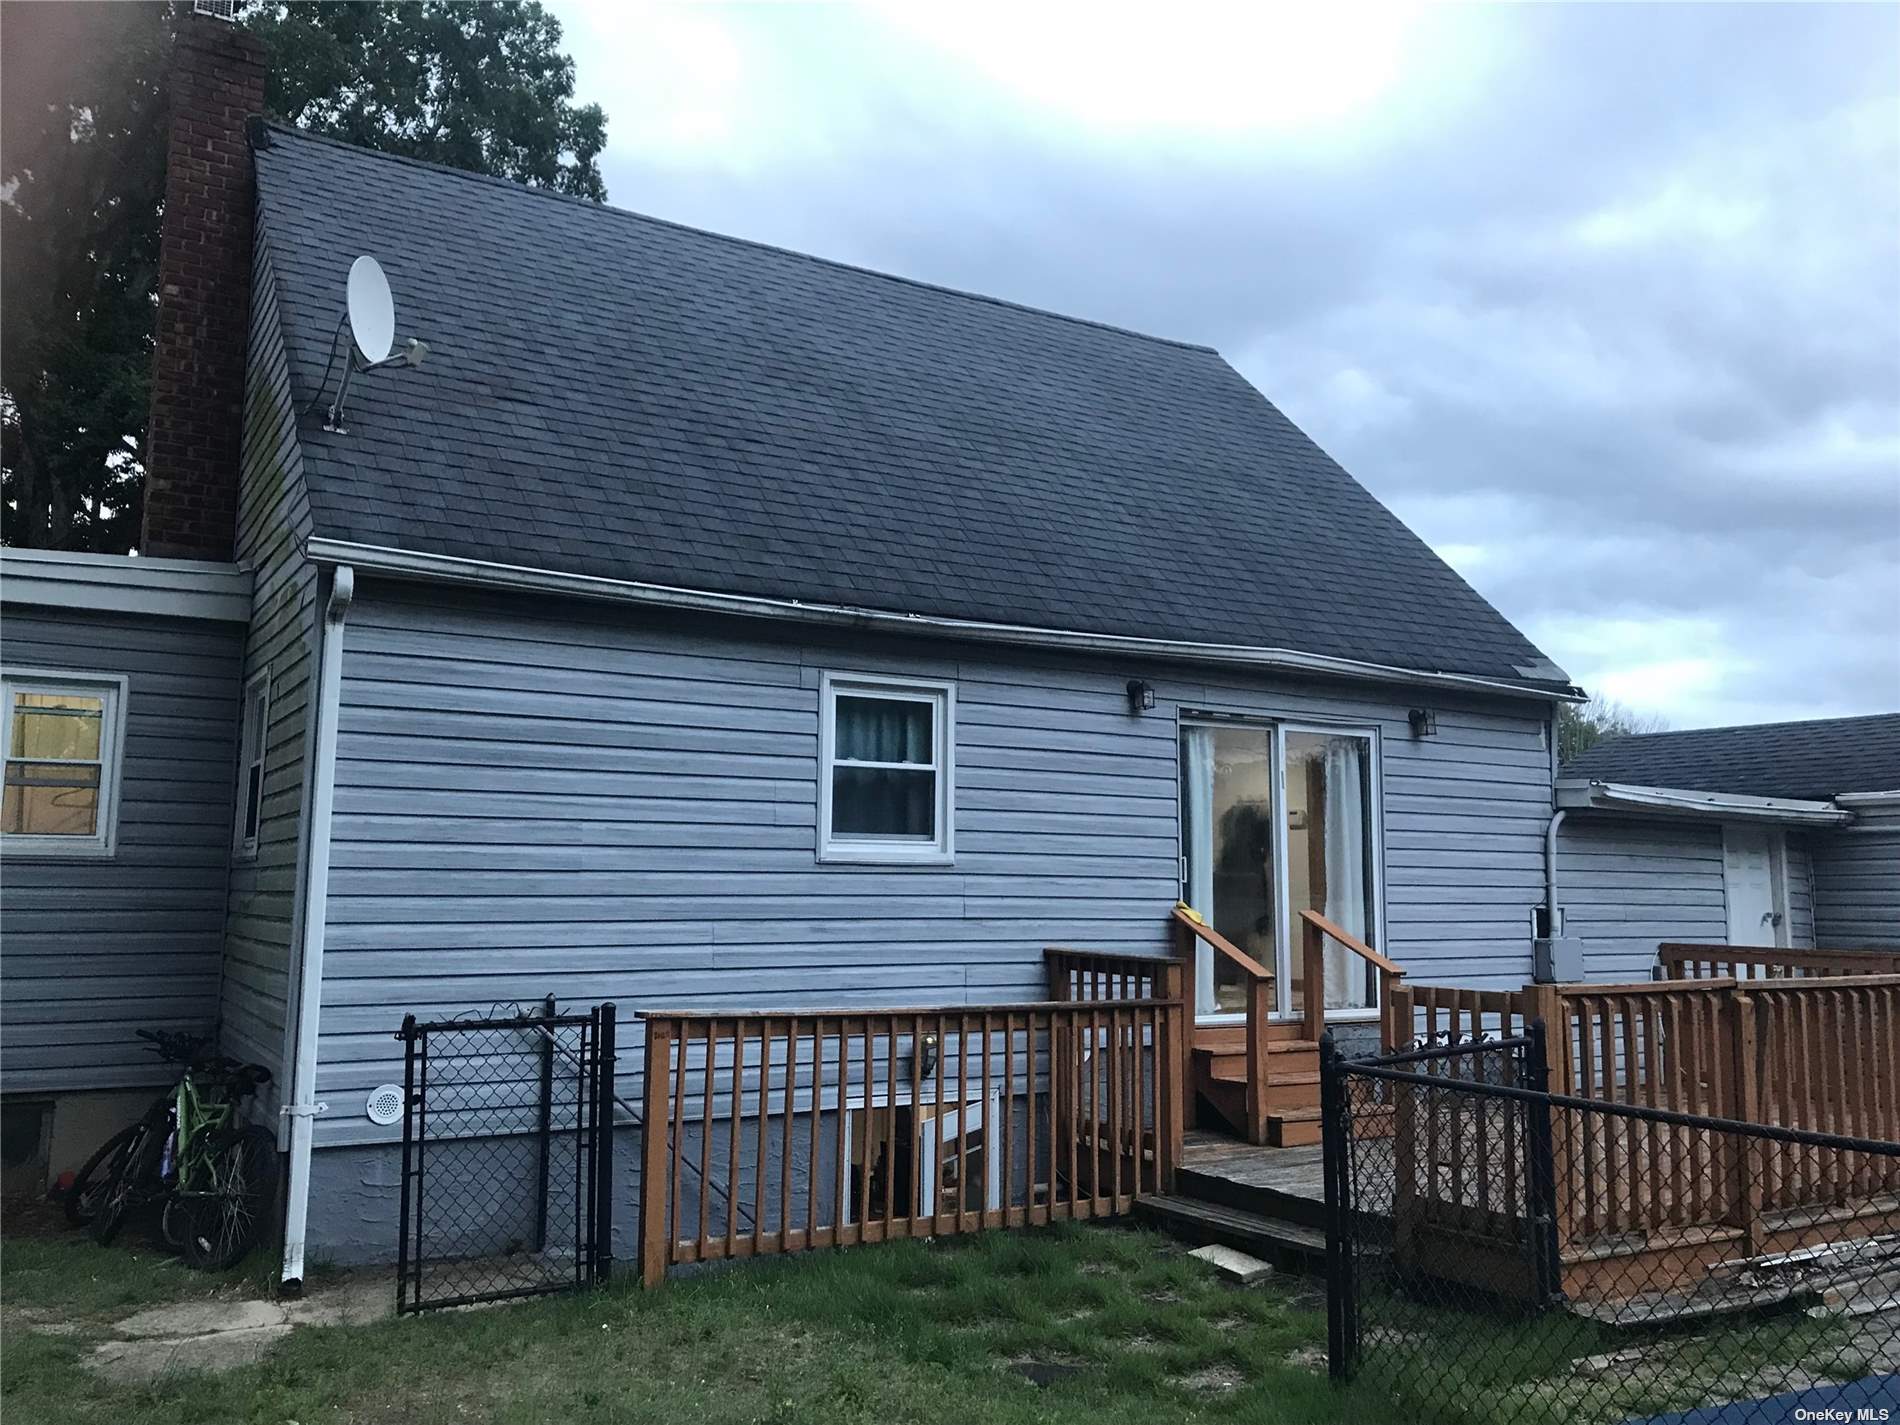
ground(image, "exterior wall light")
xmin=1408 ymin=708 xmax=1438 ymax=738
xmin=1126 ymin=679 xmax=1157 ymax=714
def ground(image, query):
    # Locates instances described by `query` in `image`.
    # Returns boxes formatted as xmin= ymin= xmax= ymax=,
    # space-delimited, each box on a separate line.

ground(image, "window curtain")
xmin=1182 ymin=728 xmax=1217 ymax=1016
xmin=1322 ymin=737 xmax=1371 ymax=1009
xmin=836 ymin=697 xmax=930 ymax=764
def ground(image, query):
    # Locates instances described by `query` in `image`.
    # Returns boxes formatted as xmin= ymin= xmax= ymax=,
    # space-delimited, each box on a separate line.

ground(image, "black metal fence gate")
xmin=1321 ymin=1024 xmax=1900 ymax=1425
xmin=397 ymin=1001 xmax=617 ymax=1313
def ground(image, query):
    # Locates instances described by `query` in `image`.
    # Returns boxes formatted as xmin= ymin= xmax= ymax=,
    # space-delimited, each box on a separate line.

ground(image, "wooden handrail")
xmin=1299 ymin=909 xmax=1402 ymax=974
xmin=1171 ymin=905 xmax=1273 ymax=1142
xmin=1659 ymin=942 xmax=1900 ymax=978
xmin=1170 ymin=905 xmax=1272 ymax=981
xmin=1298 ymin=909 xmax=1406 ymax=1049
xmin=644 ymin=997 xmax=1182 ymax=1021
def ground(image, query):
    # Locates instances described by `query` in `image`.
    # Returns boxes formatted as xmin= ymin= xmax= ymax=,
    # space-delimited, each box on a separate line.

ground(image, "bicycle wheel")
xmin=178 ymin=1125 xmax=279 ymax=1271
xmin=64 ymin=1123 xmax=142 ymax=1228
xmin=90 ymin=1119 xmax=160 ymax=1246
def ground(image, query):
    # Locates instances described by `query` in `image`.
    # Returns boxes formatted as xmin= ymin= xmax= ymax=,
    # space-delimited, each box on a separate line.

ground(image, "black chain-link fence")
xmin=1322 ymin=1025 xmax=1900 ymax=1425
xmin=397 ymin=1002 xmax=616 ymax=1313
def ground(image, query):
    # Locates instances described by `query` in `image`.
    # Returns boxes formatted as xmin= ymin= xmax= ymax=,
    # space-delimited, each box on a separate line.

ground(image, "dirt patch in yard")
xmin=1170 ymin=1363 xmax=1249 ymax=1394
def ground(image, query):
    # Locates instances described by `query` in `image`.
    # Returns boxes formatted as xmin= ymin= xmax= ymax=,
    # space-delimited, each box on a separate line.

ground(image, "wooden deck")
xmin=1133 ymin=1130 xmax=1329 ymax=1268
xmin=1181 ymin=1131 xmax=1326 ymax=1212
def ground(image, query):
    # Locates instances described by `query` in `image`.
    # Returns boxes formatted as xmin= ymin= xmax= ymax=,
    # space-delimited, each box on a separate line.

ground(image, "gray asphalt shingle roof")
xmin=1562 ymin=714 xmax=1900 ymax=800
xmin=252 ymin=125 xmax=1571 ymax=691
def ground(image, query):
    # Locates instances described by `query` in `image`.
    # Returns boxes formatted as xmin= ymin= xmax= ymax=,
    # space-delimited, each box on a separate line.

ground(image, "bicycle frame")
xmin=168 ymin=1071 xmax=235 ymax=1196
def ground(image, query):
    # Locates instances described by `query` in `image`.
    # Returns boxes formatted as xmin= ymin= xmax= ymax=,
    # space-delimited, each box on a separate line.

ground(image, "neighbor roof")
xmin=250 ymin=125 xmax=1572 ymax=694
xmin=1562 ymin=714 xmax=1900 ymax=800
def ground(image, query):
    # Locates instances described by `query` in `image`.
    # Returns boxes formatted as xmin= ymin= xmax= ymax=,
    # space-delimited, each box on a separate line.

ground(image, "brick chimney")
xmin=139 ymin=11 xmax=268 ymax=561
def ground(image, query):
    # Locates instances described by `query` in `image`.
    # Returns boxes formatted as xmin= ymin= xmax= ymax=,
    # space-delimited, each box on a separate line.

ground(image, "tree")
xmin=1557 ymin=694 xmax=1670 ymax=765
xmin=1 ymin=2 xmax=171 ymax=552
xmin=1 ymin=1 xmax=607 ymax=553
xmin=245 ymin=2 xmax=606 ymax=202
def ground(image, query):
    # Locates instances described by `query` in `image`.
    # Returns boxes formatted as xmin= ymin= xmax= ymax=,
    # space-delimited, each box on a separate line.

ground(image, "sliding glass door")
xmin=1284 ymin=729 xmax=1379 ymax=1014
xmin=1180 ymin=721 xmax=1382 ymax=1022
xmin=1180 ymin=725 xmax=1278 ymax=1021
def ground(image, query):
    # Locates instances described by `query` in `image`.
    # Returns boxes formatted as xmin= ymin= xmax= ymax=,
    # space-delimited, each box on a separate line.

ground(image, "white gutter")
xmin=303 ymin=537 xmax=1583 ymax=705
xmin=1835 ymin=790 xmax=1900 ymax=809
xmin=279 ymin=564 xmax=352 ymax=1293
xmin=1555 ymin=778 xmax=1854 ymax=828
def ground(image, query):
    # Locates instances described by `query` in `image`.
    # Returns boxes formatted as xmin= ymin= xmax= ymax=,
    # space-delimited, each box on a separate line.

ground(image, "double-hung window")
xmin=818 ymin=674 xmax=954 ymax=863
xmin=233 ymin=673 xmax=270 ymax=859
xmin=1 ymin=672 xmax=128 ymax=857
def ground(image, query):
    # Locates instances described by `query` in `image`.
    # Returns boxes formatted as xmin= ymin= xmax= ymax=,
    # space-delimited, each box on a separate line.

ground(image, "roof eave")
xmin=1555 ymin=778 xmax=1855 ymax=827
xmin=0 ymin=548 xmax=253 ymax=623
xmin=304 ymin=536 xmax=1584 ymax=704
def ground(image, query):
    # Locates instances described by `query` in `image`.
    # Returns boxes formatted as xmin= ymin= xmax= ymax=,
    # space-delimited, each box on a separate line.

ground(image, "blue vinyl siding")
xmin=1557 ymin=817 xmax=1729 ymax=982
xmin=218 ymin=229 xmax=321 ymax=1121
xmin=1558 ymin=816 xmax=1824 ymax=982
xmin=310 ymin=581 xmax=1557 ymax=1148
xmin=1811 ymin=805 xmax=1900 ymax=948
xmin=0 ymin=606 xmax=243 ymax=1091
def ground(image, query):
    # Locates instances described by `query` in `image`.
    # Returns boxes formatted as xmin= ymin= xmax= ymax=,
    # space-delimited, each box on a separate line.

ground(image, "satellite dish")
xmin=346 ymin=255 xmax=395 ymax=365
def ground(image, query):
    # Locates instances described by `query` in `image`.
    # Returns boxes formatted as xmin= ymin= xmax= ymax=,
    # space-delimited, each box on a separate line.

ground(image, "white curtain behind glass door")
xmin=1181 ymin=727 xmax=1217 ymax=1014
xmin=1321 ymin=736 xmax=1371 ymax=1008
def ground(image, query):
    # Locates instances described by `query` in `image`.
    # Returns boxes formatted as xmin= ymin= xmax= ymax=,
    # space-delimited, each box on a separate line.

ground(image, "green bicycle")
xmin=65 ymin=1029 xmax=277 ymax=1270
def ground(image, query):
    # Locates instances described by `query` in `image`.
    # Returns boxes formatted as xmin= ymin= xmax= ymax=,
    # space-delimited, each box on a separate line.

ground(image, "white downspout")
xmin=1544 ymin=807 xmax=1566 ymax=937
xmin=1544 ymin=705 xmax=1565 ymax=941
xmin=279 ymin=564 xmax=352 ymax=1293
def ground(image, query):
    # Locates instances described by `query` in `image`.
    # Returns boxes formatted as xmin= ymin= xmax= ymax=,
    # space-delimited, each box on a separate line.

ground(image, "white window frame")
xmin=817 ymin=672 xmax=955 ymax=865
xmin=0 ymin=669 xmax=130 ymax=860
xmin=233 ymin=671 xmax=271 ymax=860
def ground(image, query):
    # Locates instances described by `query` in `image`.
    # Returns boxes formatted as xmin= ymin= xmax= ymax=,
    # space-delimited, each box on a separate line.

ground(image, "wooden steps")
xmin=1135 ymin=1133 xmax=1329 ymax=1274
xmin=1175 ymin=1165 xmax=1325 ymax=1231
xmin=1135 ymin=1193 xmax=1326 ymax=1270
xmin=1190 ymin=1024 xmax=1323 ymax=1147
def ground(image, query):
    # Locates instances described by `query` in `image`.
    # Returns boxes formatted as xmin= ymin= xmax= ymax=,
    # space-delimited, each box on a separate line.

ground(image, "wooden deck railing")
xmin=1747 ymin=976 xmax=1900 ymax=1216
xmin=1298 ymin=909 xmax=1406 ymax=1050
xmin=1659 ymin=942 xmax=1900 ymax=980
xmin=637 ymin=999 xmax=1184 ymax=1286
xmin=1528 ymin=974 xmax=1900 ymax=1248
xmin=1392 ymin=984 xmax=1531 ymax=1052
xmin=1045 ymin=947 xmax=1182 ymax=1005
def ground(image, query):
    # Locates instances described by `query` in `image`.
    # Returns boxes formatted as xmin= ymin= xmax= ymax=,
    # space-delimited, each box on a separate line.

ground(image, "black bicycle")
xmin=65 ymin=1030 xmax=278 ymax=1270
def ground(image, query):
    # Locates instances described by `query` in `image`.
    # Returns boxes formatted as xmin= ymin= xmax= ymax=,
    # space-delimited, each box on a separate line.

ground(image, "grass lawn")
xmin=2 ymin=1216 xmax=1410 ymax=1425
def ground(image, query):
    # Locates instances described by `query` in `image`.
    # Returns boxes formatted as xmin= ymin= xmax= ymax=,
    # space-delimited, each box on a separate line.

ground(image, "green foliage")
xmin=245 ymin=2 xmax=606 ymax=201
xmin=1556 ymin=693 xmax=1670 ymax=765
xmin=0 ymin=2 xmax=171 ymax=552
xmin=1 ymin=0 xmax=607 ymax=554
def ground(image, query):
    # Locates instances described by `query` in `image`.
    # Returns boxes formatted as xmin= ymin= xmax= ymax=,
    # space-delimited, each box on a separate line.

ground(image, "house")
xmin=1556 ymin=713 xmax=1900 ymax=976
xmin=0 ymin=552 xmax=253 ymax=1196
xmin=2 ymin=13 xmax=1601 ymax=1279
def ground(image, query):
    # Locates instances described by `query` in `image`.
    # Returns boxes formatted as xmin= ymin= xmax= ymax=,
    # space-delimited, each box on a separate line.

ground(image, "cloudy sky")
xmin=550 ymin=2 xmax=1899 ymax=729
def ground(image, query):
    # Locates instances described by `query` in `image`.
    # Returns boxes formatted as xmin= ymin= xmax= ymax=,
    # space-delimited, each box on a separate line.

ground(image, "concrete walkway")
xmin=85 ymin=1276 xmax=391 ymax=1384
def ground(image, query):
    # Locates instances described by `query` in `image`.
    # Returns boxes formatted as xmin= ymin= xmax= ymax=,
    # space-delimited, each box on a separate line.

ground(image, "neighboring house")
xmin=1556 ymin=713 xmax=1900 ymax=979
xmin=2 ymin=15 xmax=1599 ymax=1274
